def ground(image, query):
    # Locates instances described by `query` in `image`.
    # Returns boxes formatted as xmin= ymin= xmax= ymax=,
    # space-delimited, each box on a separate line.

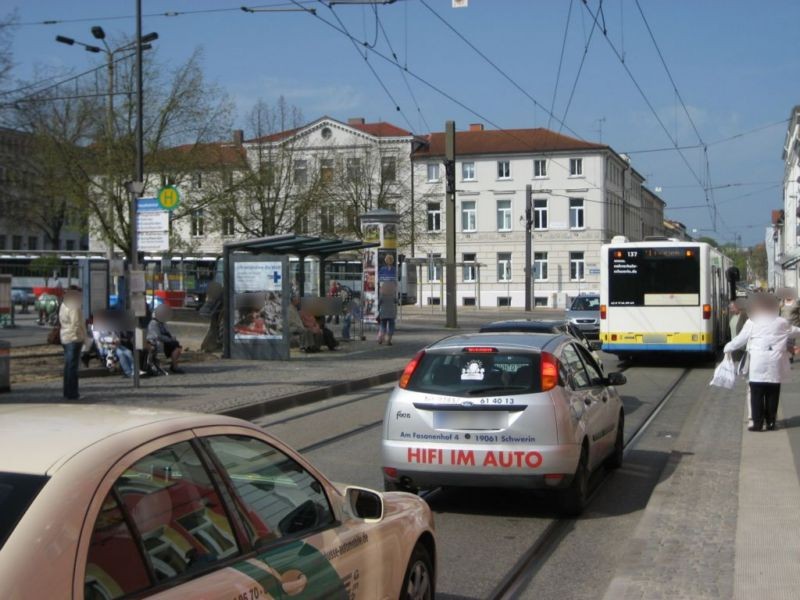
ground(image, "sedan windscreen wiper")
xmin=466 ymin=385 xmax=529 ymax=396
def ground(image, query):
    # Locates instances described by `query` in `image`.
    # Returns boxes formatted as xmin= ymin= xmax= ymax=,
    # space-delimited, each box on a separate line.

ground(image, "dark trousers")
xmin=63 ymin=341 xmax=82 ymax=399
xmin=749 ymin=381 xmax=780 ymax=427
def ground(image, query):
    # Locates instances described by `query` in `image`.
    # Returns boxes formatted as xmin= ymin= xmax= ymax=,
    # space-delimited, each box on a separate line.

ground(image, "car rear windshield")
xmin=0 ymin=473 xmax=49 ymax=550
xmin=406 ymin=351 xmax=541 ymax=396
xmin=570 ymin=296 xmax=599 ymax=311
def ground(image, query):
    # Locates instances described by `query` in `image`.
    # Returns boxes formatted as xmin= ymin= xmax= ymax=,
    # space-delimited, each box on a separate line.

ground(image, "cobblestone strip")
xmin=603 ymin=380 xmax=745 ymax=600
xmin=734 ymin=395 xmax=800 ymax=599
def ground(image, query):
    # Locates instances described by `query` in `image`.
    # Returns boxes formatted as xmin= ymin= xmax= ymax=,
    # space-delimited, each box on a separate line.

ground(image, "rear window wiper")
xmin=466 ymin=385 xmax=529 ymax=396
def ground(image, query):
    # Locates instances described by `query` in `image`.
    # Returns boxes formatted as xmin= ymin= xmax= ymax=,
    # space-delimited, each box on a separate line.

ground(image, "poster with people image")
xmin=232 ymin=261 xmax=284 ymax=340
xmin=378 ymin=249 xmax=397 ymax=281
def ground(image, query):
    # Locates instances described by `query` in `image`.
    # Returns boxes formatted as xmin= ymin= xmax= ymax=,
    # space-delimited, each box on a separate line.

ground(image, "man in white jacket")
xmin=58 ymin=286 xmax=86 ymax=400
xmin=724 ymin=293 xmax=800 ymax=431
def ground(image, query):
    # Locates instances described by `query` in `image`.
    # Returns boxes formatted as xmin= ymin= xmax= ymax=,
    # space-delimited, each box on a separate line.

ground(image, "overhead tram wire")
xmin=316 ymin=1 xmax=416 ymax=133
xmin=16 ymin=2 xmax=320 ymax=26
xmin=633 ymin=0 xmax=705 ymax=146
xmin=558 ymin=0 xmax=602 ymax=133
xmin=547 ymin=0 xmax=574 ymax=130
xmin=580 ymin=0 xmax=712 ymax=219
xmin=374 ymin=9 xmax=432 ymax=133
xmin=418 ymin=0 xmax=584 ymax=141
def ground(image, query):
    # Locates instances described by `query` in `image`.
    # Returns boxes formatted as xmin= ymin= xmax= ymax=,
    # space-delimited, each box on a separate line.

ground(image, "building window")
xmin=463 ymin=297 xmax=476 ymax=306
xmin=11 ymin=235 xmax=22 ymax=250
xmin=461 ymin=200 xmax=477 ymax=232
xmin=569 ymin=198 xmax=585 ymax=229
xmin=497 ymin=296 xmax=512 ymax=307
xmin=569 ymin=158 xmax=583 ymax=176
xmin=294 ymin=159 xmax=308 ymax=186
xmin=497 ymin=160 xmax=511 ymax=179
xmin=221 ymin=216 xmax=235 ymax=236
xmin=428 ymin=296 xmax=441 ymax=306
xmin=28 ymin=236 xmax=38 ymax=250
xmin=497 ymin=252 xmax=512 ymax=282
xmin=320 ymin=206 xmax=334 ymax=234
xmin=534 ymin=252 xmax=548 ymax=281
xmin=427 ymin=202 xmax=442 ymax=232
xmin=533 ymin=199 xmax=548 ymax=230
xmin=0 ymin=235 xmax=5 ymax=249
xmin=295 ymin=213 xmax=309 ymax=234
xmin=462 ymin=161 xmax=476 ymax=181
xmin=534 ymin=159 xmax=547 ymax=178
xmin=496 ymin=199 xmax=512 ymax=231
xmin=534 ymin=296 xmax=548 ymax=307
xmin=463 ymin=252 xmax=476 ymax=282
xmin=427 ymin=163 xmax=440 ymax=182
xmin=428 ymin=253 xmax=442 ymax=281
xmin=191 ymin=172 xmax=202 ymax=189
xmin=191 ymin=209 xmax=205 ymax=237
xmin=381 ymin=156 xmax=396 ymax=182
xmin=65 ymin=240 xmax=75 ymax=251
xmin=346 ymin=207 xmax=358 ymax=231
xmin=320 ymin=158 xmax=334 ymax=183
xmin=346 ymin=157 xmax=362 ymax=181
xmin=570 ymin=251 xmax=585 ymax=281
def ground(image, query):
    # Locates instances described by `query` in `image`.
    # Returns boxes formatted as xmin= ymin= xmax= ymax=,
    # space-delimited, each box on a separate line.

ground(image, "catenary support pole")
xmin=444 ymin=121 xmax=457 ymax=328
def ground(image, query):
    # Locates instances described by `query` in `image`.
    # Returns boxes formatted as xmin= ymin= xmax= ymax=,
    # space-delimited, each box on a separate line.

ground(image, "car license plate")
xmin=433 ymin=411 xmax=507 ymax=431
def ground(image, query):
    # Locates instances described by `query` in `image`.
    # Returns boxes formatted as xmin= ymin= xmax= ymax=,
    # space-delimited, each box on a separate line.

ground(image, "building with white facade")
xmin=90 ymin=117 xmax=416 ymax=257
xmin=411 ymin=124 xmax=664 ymax=308
xmin=778 ymin=105 xmax=800 ymax=289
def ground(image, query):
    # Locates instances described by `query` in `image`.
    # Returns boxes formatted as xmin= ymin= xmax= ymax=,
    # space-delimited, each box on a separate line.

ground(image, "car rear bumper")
xmin=382 ymin=440 xmax=581 ymax=490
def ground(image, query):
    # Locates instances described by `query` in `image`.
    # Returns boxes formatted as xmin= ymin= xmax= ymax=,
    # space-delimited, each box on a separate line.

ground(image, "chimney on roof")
xmin=232 ymin=129 xmax=244 ymax=145
xmin=469 ymin=123 xmax=484 ymax=132
xmin=348 ymin=117 xmax=366 ymax=125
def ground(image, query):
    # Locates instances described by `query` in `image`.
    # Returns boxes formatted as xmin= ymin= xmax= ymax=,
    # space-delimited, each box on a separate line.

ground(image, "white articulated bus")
xmin=600 ymin=237 xmax=733 ymax=357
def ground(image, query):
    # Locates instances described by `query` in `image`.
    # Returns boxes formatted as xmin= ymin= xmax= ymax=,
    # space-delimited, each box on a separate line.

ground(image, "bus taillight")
xmin=600 ymin=304 xmax=607 ymax=319
xmin=702 ymin=304 xmax=711 ymax=320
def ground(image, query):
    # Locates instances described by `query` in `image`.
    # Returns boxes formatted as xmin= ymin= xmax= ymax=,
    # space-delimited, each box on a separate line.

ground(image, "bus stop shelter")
xmin=222 ymin=234 xmax=378 ymax=360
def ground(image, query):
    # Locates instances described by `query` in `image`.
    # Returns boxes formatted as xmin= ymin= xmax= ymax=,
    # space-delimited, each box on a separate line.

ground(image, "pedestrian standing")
xmin=725 ymin=293 xmax=800 ymax=431
xmin=377 ymin=284 xmax=398 ymax=346
xmin=728 ymin=299 xmax=752 ymax=426
xmin=59 ymin=286 xmax=86 ymax=400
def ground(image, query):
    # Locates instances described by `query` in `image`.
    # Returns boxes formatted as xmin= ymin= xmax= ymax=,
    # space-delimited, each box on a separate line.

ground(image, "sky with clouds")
xmin=5 ymin=0 xmax=799 ymax=246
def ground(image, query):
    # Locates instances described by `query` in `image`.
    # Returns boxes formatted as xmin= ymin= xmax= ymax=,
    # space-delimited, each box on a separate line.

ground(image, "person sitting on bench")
xmin=147 ymin=304 xmax=184 ymax=373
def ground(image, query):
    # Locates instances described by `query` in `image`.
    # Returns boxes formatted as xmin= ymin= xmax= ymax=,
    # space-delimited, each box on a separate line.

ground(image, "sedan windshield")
xmin=0 ymin=473 xmax=49 ymax=550
xmin=406 ymin=352 xmax=541 ymax=397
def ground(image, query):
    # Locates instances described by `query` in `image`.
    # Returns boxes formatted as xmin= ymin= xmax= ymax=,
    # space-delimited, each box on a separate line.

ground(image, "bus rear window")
xmin=0 ymin=473 xmax=48 ymax=550
xmin=608 ymin=247 xmax=700 ymax=306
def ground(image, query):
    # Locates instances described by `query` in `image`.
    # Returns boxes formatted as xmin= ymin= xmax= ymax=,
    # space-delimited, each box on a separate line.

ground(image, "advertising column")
xmin=361 ymin=209 xmax=399 ymax=323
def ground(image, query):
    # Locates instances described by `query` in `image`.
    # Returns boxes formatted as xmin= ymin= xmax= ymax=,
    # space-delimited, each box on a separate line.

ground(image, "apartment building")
xmin=411 ymin=124 xmax=664 ymax=308
xmin=778 ymin=105 xmax=800 ymax=289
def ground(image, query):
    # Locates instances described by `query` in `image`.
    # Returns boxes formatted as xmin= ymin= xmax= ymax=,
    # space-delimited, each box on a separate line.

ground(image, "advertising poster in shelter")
xmin=233 ymin=261 xmax=283 ymax=340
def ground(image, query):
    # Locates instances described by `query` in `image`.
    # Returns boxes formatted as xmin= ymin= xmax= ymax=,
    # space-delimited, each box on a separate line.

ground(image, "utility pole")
xmin=524 ymin=184 xmax=533 ymax=311
xmin=130 ymin=0 xmax=145 ymax=388
xmin=444 ymin=121 xmax=457 ymax=328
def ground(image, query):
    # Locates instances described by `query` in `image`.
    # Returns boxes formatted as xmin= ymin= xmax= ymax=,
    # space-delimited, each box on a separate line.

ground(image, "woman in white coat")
xmin=724 ymin=293 xmax=800 ymax=431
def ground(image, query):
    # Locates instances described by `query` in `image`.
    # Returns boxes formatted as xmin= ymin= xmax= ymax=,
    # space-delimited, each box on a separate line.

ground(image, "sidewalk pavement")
xmin=604 ymin=367 xmax=800 ymax=600
xmin=2 ymin=307 xmax=547 ymax=418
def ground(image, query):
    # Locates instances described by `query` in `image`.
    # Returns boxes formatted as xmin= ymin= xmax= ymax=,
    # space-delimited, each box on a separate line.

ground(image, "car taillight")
xmin=702 ymin=304 xmax=711 ymax=320
xmin=541 ymin=352 xmax=559 ymax=392
xmin=399 ymin=350 xmax=425 ymax=389
xmin=600 ymin=304 xmax=607 ymax=320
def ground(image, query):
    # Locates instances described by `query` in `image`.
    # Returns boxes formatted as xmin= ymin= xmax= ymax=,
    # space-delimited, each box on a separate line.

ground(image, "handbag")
xmin=737 ymin=352 xmax=749 ymax=377
xmin=710 ymin=355 xmax=736 ymax=389
xmin=47 ymin=323 xmax=61 ymax=345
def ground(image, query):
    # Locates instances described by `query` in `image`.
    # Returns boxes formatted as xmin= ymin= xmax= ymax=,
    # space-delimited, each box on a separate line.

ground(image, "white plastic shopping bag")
xmin=710 ymin=355 xmax=737 ymax=389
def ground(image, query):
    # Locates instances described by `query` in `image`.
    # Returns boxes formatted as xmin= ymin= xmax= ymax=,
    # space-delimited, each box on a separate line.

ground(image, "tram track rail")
xmin=486 ymin=367 xmax=691 ymax=600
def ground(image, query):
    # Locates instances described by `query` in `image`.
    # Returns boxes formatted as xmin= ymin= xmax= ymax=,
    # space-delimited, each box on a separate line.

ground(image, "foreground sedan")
xmin=381 ymin=332 xmax=626 ymax=515
xmin=0 ymin=405 xmax=435 ymax=599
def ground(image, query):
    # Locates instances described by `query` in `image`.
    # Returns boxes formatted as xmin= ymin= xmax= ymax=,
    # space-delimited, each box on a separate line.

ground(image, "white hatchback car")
xmin=381 ymin=332 xmax=626 ymax=515
xmin=0 ymin=405 xmax=435 ymax=599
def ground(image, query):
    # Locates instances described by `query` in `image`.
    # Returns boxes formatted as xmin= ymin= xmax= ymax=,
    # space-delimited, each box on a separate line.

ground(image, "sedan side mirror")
xmin=605 ymin=372 xmax=627 ymax=386
xmin=345 ymin=486 xmax=384 ymax=522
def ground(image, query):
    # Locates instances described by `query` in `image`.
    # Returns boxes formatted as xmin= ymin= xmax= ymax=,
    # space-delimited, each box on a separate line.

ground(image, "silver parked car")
xmin=381 ymin=332 xmax=626 ymax=515
xmin=566 ymin=294 xmax=601 ymax=338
